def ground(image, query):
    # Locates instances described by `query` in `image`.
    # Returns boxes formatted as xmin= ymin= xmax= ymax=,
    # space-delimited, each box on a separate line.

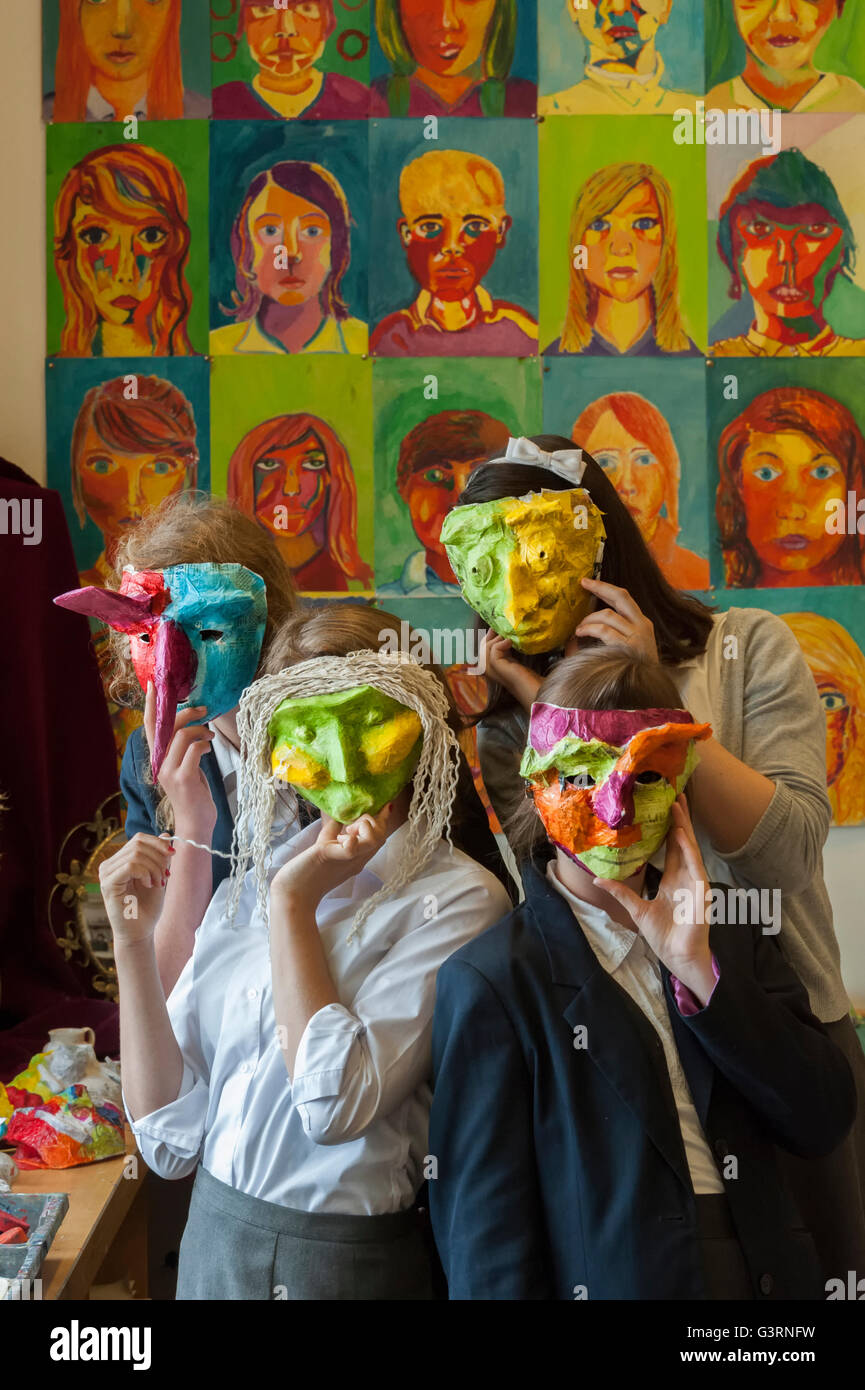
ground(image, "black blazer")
xmin=120 ymin=726 xmax=515 ymax=899
xmin=429 ymin=859 xmax=855 ymax=1300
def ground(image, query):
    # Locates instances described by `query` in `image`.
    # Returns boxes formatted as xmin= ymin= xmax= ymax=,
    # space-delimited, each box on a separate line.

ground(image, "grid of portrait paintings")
xmin=43 ymin=0 xmax=865 ymax=851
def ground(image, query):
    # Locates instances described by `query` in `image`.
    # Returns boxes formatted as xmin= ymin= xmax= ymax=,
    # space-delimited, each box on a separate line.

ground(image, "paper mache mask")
xmin=440 ymin=488 xmax=606 ymax=655
xmin=520 ymin=703 xmax=712 ymax=880
xmin=54 ymin=562 xmax=267 ymax=777
xmin=269 ymin=684 xmax=423 ymax=823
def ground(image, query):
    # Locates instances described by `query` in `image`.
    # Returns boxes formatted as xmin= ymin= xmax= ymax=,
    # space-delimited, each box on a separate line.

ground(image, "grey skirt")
xmin=176 ymin=1167 xmax=434 ymax=1301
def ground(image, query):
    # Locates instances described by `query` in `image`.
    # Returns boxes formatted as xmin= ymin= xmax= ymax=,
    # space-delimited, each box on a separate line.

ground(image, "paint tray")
xmin=0 ymin=1191 xmax=69 ymax=1296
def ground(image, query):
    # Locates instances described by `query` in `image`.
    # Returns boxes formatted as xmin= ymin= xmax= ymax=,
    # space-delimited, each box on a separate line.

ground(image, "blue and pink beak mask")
xmin=55 ymin=563 xmax=267 ymax=777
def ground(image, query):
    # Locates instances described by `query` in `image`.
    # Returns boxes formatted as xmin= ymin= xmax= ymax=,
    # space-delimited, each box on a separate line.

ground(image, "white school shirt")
xmin=127 ymin=819 xmax=512 ymax=1214
xmin=547 ymin=862 xmax=725 ymax=1195
xmin=208 ymin=724 xmax=299 ymax=835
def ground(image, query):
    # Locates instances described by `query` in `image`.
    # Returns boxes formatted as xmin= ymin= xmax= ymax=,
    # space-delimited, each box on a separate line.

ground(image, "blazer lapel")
xmin=663 ymin=972 xmax=716 ymax=1130
xmin=525 ymin=862 xmax=693 ymax=1192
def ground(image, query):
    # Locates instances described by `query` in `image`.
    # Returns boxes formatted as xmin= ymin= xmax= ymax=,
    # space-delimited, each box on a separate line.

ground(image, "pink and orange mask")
xmin=520 ymin=702 xmax=711 ymax=879
xmin=55 ymin=563 xmax=267 ymax=777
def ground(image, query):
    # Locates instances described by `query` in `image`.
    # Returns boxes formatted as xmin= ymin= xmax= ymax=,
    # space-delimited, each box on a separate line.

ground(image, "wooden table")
xmin=10 ymin=1129 xmax=148 ymax=1300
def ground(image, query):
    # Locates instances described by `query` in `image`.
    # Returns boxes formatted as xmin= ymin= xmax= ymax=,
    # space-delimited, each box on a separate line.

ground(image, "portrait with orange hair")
xmin=716 ymin=384 xmax=865 ymax=587
xmin=227 ymin=412 xmax=373 ymax=593
xmin=50 ymin=138 xmax=203 ymax=358
xmin=43 ymin=0 xmax=210 ymax=123
xmin=782 ymin=611 xmax=865 ymax=825
xmin=572 ymin=390 xmax=709 ymax=590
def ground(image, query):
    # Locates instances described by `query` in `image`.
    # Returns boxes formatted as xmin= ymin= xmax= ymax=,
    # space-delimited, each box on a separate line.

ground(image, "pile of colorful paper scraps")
xmin=0 ymin=1049 xmax=125 ymax=1169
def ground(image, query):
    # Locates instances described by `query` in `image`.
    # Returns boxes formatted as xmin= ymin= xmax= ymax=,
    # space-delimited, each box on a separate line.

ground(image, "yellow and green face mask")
xmin=268 ymin=685 xmax=423 ymax=823
xmin=440 ymin=488 xmax=606 ymax=655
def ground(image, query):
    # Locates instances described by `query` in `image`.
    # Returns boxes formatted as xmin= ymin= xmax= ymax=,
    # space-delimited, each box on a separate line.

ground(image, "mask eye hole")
xmin=560 ymin=771 xmax=595 ymax=789
xmin=635 ymin=770 xmax=663 ymax=785
xmin=470 ymin=554 xmax=493 ymax=585
xmin=295 ymin=726 xmax=313 ymax=743
xmin=200 ymin=630 xmax=224 ymax=642
xmin=136 ymin=632 xmax=152 ymax=645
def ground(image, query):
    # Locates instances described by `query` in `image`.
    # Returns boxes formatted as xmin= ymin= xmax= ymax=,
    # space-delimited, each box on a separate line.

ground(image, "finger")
xmin=580 ymin=577 xmax=646 ymax=624
xmin=317 ymin=818 xmax=343 ymax=846
xmin=575 ymin=609 xmax=633 ymax=640
xmin=571 ymin=621 xmax=628 ymax=648
xmin=177 ymin=733 xmax=216 ymax=779
xmin=144 ymin=682 xmax=156 ymax=749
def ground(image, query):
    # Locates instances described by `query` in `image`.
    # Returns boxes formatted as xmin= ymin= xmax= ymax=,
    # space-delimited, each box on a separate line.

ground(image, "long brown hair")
xmin=717 ymin=387 xmax=865 ymax=587
xmin=506 ymin=645 xmax=686 ymax=861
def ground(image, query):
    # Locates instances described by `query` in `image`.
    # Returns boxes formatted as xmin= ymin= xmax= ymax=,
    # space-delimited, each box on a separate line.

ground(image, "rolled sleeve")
xmin=671 ymin=955 xmax=720 ymax=1017
xmin=292 ymin=1003 xmax=365 ymax=1124
xmin=125 ymin=1062 xmax=208 ymax=1180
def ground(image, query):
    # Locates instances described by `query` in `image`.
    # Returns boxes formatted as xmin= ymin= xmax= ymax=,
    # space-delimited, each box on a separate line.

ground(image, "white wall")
xmin=0 ymin=0 xmax=862 ymax=1008
xmin=0 ymin=1 xmax=46 ymax=482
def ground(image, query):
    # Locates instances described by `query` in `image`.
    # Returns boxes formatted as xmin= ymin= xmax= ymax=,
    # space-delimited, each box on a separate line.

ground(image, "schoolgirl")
xmin=99 ymin=646 xmax=512 ymax=1300
xmin=439 ymin=432 xmax=865 ymax=1283
xmin=429 ymin=647 xmax=855 ymax=1299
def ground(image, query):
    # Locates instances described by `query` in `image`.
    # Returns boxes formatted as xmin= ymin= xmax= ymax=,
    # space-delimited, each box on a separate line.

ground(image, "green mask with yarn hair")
xmin=268 ymin=685 xmax=423 ymax=823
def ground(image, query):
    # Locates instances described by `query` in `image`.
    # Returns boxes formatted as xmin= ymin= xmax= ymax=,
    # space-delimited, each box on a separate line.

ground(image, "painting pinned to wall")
xmin=544 ymin=357 xmax=710 ymax=591
xmin=369 ymin=0 xmax=537 ymax=117
xmin=709 ymin=358 xmax=865 ymax=589
xmin=209 ymin=121 xmax=368 ymax=355
xmin=43 ymin=0 xmax=212 ymax=123
xmin=45 ymin=356 xmax=210 ymax=757
xmin=705 ymin=0 xmax=865 ymax=114
xmin=538 ymin=0 xmax=703 ymax=115
xmin=211 ymin=0 xmax=370 ymax=120
xmin=721 ymin=587 xmax=865 ymax=827
xmin=538 ymin=115 xmax=706 ymax=358
xmin=373 ymin=356 xmax=542 ymax=595
xmin=210 ymin=355 xmax=374 ymax=594
xmin=369 ymin=119 xmax=539 ymax=356
xmin=708 ymin=114 xmax=865 ymax=357
xmin=46 ymin=121 xmax=209 ymax=358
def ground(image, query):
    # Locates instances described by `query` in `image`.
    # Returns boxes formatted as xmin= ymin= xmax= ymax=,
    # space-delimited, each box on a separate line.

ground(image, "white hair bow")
xmin=490 ymin=436 xmax=586 ymax=488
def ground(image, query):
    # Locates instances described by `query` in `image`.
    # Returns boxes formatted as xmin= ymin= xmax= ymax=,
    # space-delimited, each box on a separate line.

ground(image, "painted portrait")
xmin=47 ymin=123 xmax=209 ymax=357
xmin=544 ymin=161 xmax=699 ymax=357
xmin=705 ymin=0 xmax=865 ymax=114
xmin=572 ymin=391 xmax=709 ymax=591
xmin=45 ymin=357 xmax=210 ymax=759
xmin=211 ymin=0 xmax=369 ymax=119
xmin=538 ymin=0 xmax=702 ymax=115
xmin=43 ymin=0 xmax=211 ymax=122
xmin=712 ymin=145 xmax=865 ymax=357
xmin=373 ymin=356 xmax=542 ymax=593
xmin=716 ymin=385 xmax=865 ymax=587
xmin=210 ymin=356 xmax=374 ymax=595
xmin=370 ymin=0 xmax=536 ymax=116
xmin=209 ymin=122 xmax=367 ymax=356
xmin=782 ymin=611 xmax=865 ymax=825
xmin=370 ymin=121 xmax=538 ymax=356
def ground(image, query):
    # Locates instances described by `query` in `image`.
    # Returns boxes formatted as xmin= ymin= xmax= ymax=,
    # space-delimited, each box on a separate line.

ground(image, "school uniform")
xmin=429 ymin=857 xmax=855 ymax=1301
xmin=126 ymin=818 xmax=513 ymax=1300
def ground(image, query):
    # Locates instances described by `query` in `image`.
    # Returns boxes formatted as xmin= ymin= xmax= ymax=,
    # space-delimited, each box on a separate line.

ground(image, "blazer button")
xmin=759 ymin=1273 xmax=774 ymax=1295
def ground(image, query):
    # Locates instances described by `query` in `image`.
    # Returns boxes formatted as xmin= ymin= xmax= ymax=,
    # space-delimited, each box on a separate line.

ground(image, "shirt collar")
xmin=545 ymin=859 xmax=643 ymax=973
xmin=228 ymin=314 xmax=338 ymax=354
xmin=411 ymin=284 xmax=494 ymax=328
xmin=585 ymin=52 xmax=664 ymax=99
xmin=744 ymin=323 xmax=837 ymax=356
xmin=86 ymin=84 xmax=147 ymax=120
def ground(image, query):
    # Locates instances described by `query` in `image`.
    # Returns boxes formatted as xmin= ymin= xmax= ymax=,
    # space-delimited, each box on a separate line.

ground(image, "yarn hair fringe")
xmin=227 ymin=650 xmax=461 ymax=941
